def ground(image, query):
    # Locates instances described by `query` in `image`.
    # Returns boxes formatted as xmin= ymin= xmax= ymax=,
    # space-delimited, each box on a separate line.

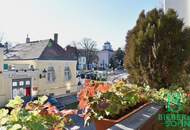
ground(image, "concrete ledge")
xmin=107 ymin=103 xmax=162 ymax=130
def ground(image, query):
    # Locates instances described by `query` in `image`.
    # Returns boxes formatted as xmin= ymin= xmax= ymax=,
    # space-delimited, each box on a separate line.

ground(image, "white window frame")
xmin=12 ymin=82 xmax=18 ymax=87
xmin=47 ymin=66 xmax=56 ymax=82
xmin=26 ymin=80 xmax=31 ymax=85
xmin=64 ymin=66 xmax=72 ymax=81
xmin=19 ymin=81 xmax=24 ymax=86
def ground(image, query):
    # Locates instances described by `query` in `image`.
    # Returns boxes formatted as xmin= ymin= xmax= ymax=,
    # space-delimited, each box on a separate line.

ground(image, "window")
xmin=3 ymin=64 xmax=8 ymax=70
xmin=47 ymin=67 xmax=56 ymax=82
xmin=19 ymin=81 xmax=24 ymax=86
xmin=12 ymin=82 xmax=18 ymax=87
xmin=26 ymin=80 xmax=31 ymax=85
xmin=64 ymin=66 xmax=72 ymax=81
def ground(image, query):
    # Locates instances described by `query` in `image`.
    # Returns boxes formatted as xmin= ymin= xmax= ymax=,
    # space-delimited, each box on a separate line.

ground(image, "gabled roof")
xmin=4 ymin=39 xmax=77 ymax=61
xmin=5 ymin=39 xmax=50 ymax=60
xmin=39 ymin=42 xmax=77 ymax=60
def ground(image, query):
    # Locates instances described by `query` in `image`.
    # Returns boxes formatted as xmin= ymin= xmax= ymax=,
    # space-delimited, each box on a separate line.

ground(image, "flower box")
xmin=78 ymin=80 xmax=153 ymax=130
xmin=94 ymin=102 xmax=150 ymax=130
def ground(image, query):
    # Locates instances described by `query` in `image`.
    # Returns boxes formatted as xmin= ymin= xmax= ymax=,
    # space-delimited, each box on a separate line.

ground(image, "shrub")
xmin=125 ymin=8 xmax=190 ymax=89
xmin=0 ymin=96 xmax=73 ymax=130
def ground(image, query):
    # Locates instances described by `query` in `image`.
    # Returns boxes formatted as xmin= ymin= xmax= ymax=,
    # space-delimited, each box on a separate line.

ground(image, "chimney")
xmin=54 ymin=33 xmax=58 ymax=44
xmin=26 ymin=34 xmax=30 ymax=43
xmin=4 ymin=42 xmax=8 ymax=53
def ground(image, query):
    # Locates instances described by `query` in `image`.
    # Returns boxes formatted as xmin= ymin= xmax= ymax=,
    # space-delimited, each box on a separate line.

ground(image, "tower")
xmin=26 ymin=34 xmax=30 ymax=43
xmin=164 ymin=0 xmax=190 ymax=26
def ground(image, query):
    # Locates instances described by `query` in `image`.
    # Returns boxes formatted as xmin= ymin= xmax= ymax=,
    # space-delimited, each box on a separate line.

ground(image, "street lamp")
xmin=39 ymin=69 xmax=47 ymax=79
xmin=66 ymin=82 xmax=71 ymax=94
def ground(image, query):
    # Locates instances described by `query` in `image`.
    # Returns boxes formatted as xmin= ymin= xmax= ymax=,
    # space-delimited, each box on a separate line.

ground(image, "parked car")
xmin=85 ymin=72 xmax=97 ymax=80
xmin=96 ymin=71 xmax=108 ymax=81
xmin=76 ymin=73 xmax=85 ymax=79
xmin=47 ymin=96 xmax=65 ymax=110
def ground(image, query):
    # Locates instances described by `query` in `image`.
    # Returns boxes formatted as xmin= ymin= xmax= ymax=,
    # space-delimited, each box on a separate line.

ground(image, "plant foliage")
xmin=78 ymin=80 xmax=148 ymax=125
xmin=0 ymin=96 xmax=73 ymax=130
xmin=78 ymin=80 xmax=190 ymax=125
xmin=125 ymin=8 xmax=190 ymax=89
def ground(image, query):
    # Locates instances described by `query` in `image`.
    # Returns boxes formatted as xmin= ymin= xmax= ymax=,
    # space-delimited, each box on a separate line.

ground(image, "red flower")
xmin=78 ymin=89 xmax=87 ymax=100
xmin=187 ymin=92 xmax=190 ymax=97
xmin=78 ymin=80 xmax=111 ymax=110
xmin=79 ymin=98 xmax=88 ymax=109
xmin=96 ymin=84 xmax=110 ymax=93
xmin=85 ymin=79 xmax=91 ymax=86
xmin=87 ymin=86 xmax=95 ymax=97
xmin=78 ymin=88 xmax=90 ymax=109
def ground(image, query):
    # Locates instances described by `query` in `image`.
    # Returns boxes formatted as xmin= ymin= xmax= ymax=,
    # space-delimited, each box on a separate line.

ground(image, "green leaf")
xmin=8 ymin=124 xmax=22 ymax=130
xmin=6 ymin=96 xmax=24 ymax=108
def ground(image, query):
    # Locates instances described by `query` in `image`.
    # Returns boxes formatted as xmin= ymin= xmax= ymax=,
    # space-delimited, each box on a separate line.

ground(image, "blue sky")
xmin=0 ymin=0 xmax=161 ymax=50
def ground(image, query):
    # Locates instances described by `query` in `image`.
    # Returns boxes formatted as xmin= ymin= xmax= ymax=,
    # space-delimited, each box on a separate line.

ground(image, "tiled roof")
xmin=5 ymin=39 xmax=50 ymax=60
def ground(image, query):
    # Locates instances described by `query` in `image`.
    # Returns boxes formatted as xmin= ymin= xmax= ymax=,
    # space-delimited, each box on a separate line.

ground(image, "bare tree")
xmin=71 ymin=41 xmax=80 ymax=56
xmin=79 ymin=38 xmax=98 ymax=69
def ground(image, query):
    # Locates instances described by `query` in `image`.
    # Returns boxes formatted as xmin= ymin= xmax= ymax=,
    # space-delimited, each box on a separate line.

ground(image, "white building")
xmin=98 ymin=42 xmax=114 ymax=70
xmin=164 ymin=0 xmax=190 ymax=26
xmin=0 ymin=34 xmax=78 ymax=106
xmin=78 ymin=56 xmax=86 ymax=70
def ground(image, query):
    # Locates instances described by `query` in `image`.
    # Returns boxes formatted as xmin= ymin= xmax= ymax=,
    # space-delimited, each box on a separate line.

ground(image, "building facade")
xmin=63 ymin=46 xmax=87 ymax=70
xmin=164 ymin=0 xmax=190 ymax=26
xmin=0 ymin=44 xmax=5 ymax=105
xmin=0 ymin=34 xmax=77 ymax=106
xmin=78 ymin=56 xmax=87 ymax=70
xmin=97 ymin=42 xmax=114 ymax=70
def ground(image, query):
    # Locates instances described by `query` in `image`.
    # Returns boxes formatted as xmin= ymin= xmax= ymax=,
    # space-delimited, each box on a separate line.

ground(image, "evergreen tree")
xmin=125 ymin=9 xmax=190 ymax=89
xmin=110 ymin=48 xmax=125 ymax=70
